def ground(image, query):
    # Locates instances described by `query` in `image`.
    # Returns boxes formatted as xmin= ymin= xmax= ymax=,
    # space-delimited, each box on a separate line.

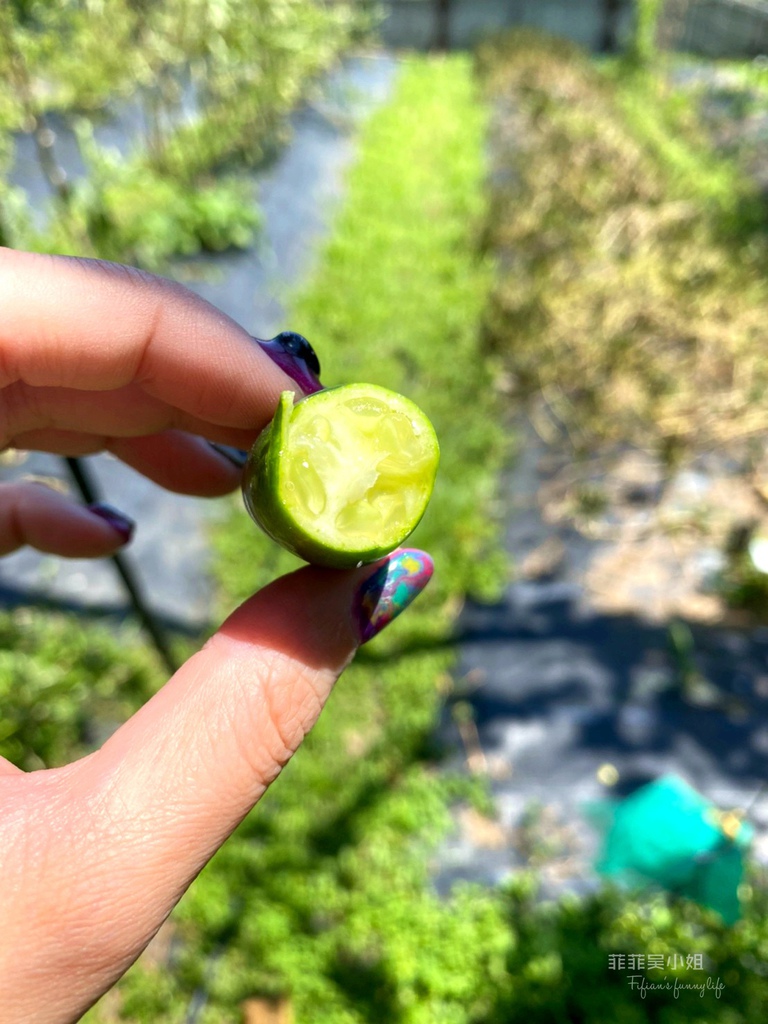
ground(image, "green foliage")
xmin=146 ymin=0 xmax=370 ymax=182
xmin=0 ymin=1 xmax=138 ymax=124
xmin=490 ymin=876 xmax=768 ymax=1023
xmin=625 ymin=0 xmax=664 ymax=69
xmin=718 ymin=551 xmax=768 ymax=617
xmin=604 ymin=60 xmax=763 ymax=233
xmin=0 ymin=0 xmax=368 ymax=265
xmin=0 ymin=1 xmax=368 ymax=128
xmin=28 ymin=121 xmax=261 ymax=269
xmin=0 ymin=608 xmax=164 ymax=770
xmin=0 ymin=134 xmax=33 ymax=248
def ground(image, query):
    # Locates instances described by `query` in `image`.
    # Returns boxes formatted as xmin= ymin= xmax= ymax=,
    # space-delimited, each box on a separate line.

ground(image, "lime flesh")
xmin=243 ymin=384 xmax=439 ymax=568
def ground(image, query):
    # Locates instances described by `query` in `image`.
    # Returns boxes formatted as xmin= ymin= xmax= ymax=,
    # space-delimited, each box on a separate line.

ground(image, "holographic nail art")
xmin=354 ymin=548 xmax=434 ymax=644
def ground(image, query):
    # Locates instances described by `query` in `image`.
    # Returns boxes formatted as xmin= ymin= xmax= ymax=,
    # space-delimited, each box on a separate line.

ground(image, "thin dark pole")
xmin=599 ymin=0 xmax=622 ymax=53
xmin=433 ymin=0 xmax=451 ymax=50
xmin=66 ymin=457 xmax=179 ymax=675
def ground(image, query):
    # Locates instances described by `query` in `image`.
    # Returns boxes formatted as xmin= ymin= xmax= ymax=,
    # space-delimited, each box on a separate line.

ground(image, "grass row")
xmin=478 ymin=30 xmax=768 ymax=462
xmin=84 ymin=53 xmax=511 ymax=1022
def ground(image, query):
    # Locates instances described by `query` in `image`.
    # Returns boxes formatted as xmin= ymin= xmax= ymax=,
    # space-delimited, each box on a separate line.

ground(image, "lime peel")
xmin=243 ymin=384 xmax=440 ymax=568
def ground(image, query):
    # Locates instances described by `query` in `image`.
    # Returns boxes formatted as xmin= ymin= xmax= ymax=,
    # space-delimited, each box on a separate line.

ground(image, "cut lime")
xmin=242 ymin=384 xmax=440 ymax=568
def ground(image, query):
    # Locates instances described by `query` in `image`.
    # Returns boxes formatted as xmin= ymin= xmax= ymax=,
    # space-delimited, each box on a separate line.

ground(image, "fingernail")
xmin=87 ymin=503 xmax=135 ymax=544
xmin=253 ymin=331 xmax=324 ymax=395
xmin=353 ymin=548 xmax=434 ymax=644
xmin=208 ymin=442 xmax=249 ymax=468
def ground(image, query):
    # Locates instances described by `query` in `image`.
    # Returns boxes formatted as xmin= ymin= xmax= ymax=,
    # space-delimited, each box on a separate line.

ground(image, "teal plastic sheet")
xmin=594 ymin=775 xmax=752 ymax=924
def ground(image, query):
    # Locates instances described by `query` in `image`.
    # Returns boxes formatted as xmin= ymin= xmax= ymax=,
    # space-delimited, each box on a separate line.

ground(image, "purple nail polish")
xmin=87 ymin=503 xmax=135 ymax=544
xmin=354 ymin=548 xmax=434 ymax=644
xmin=253 ymin=331 xmax=323 ymax=395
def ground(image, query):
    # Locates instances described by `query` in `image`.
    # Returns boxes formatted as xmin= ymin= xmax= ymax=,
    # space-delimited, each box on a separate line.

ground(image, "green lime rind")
xmin=242 ymin=384 xmax=439 ymax=569
xmin=243 ymin=390 xmax=317 ymax=562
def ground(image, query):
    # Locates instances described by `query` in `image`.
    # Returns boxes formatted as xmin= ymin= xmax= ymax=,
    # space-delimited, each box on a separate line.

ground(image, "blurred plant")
xmin=0 ymin=134 xmax=33 ymax=248
xmin=29 ymin=119 xmax=261 ymax=269
xmin=148 ymin=0 xmax=370 ymax=182
xmin=571 ymin=482 xmax=610 ymax=523
xmin=0 ymin=608 xmax=164 ymax=771
xmin=0 ymin=0 xmax=368 ymax=264
xmin=477 ymin=29 xmax=768 ymax=459
xmin=625 ymin=0 xmax=664 ymax=69
xmin=492 ymin=873 xmax=768 ymax=1023
xmin=719 ymin=550 xmax=768 ymax=618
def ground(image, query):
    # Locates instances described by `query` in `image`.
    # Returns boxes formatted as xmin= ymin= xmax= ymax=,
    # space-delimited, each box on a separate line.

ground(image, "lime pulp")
xmin=242 ymin=384 xmax=440 ymax=568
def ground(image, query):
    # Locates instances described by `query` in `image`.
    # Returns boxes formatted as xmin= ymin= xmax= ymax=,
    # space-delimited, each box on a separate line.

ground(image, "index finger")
xmin=0 ymin=248 xmax=297 ymax=433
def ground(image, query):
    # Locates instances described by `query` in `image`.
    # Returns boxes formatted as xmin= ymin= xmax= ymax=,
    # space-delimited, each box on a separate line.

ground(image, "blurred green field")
xmin=4 ymin=6 xmax=768 ymax=1019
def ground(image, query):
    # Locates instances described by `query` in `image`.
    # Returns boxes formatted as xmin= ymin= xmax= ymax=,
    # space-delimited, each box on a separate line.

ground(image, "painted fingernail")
xmin=87 ymin=503 xmax=135 ymax=545
xmin=208 ymin=442 xmax=249 ymax=468
xmin=354 ymin=548 xmax=434 ymax=644
xmin=253 ymin=331 xmax=324 ymax=395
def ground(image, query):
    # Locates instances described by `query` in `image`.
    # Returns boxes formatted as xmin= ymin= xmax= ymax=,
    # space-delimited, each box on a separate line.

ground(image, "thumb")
xmin=88 ymin=548 xmax=431 ymax=833
xmin=3 ymin=549 xmax=432 ymax=1020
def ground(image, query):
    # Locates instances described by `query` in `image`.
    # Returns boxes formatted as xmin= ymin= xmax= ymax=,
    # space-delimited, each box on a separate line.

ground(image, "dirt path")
xmin=435 ymin=424 xmax=768 ymax=896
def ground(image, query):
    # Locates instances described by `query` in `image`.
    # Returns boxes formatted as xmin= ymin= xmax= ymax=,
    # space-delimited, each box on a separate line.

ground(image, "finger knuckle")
xmin=223 ymin=645 xmax=326 ymax=785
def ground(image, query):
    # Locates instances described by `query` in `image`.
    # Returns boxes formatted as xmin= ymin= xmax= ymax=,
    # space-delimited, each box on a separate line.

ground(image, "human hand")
xmin=0 ymin=249 xmax=433 ymax=1022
